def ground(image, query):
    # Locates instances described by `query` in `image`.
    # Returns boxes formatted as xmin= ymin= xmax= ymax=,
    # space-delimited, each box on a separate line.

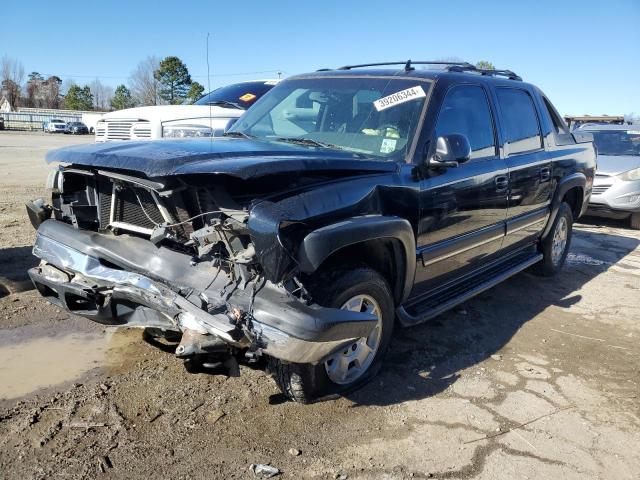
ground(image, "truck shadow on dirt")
xmin=0 ymin=246 xmax=38 ymax=297
xmin=344 ymin=228 xmax=639 ymax=407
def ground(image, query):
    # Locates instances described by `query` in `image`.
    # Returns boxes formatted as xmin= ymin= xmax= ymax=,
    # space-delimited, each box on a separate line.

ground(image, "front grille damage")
xmin=29 ymin=166 xmax=378 ymax=372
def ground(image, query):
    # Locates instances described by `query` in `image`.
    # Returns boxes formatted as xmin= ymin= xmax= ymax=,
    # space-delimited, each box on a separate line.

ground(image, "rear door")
xmin=494 ymin=87 xmax=552 ymax=249
xmin=412 ymin=83 xmax=509 ymax=295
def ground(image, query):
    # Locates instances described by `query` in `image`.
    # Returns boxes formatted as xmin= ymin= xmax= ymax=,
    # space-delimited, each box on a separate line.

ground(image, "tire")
xmin=534 ymin=202 xmax=573 ymax=276
xmin=270 ymin=266 xmax=395 ymax=403
xmin=630 ymin=213 xmax=640 ymax=230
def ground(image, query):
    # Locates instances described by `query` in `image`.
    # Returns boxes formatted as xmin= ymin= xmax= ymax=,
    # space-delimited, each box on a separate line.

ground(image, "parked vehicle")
xmin=95 ymin=80 xmax=277 ymax=142
xmin=579 ymin=124 xmax=640 ymax=228
xmin=564 ymin=115 xmax=625 ymax=130
xmin=65 ymin=121 xmax=89 ymax=135
xmin=43 ymin=119 xmax=67 ymax=133
xmin=26 ymin=61 xmax=596 ymax=402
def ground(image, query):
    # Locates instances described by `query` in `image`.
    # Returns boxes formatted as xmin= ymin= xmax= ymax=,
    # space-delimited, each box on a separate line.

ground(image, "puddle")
xmin=0 ymin=328 xmax=138 ymax=401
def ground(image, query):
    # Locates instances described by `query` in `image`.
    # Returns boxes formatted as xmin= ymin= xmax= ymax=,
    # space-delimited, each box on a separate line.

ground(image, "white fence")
xmin=0 ymin=111 xmax=82 ymax=131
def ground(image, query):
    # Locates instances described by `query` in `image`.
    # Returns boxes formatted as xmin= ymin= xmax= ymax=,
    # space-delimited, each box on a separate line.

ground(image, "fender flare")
xmin=542 ymin=172 xmax=586 ymax=239
xmin=297 ymin=215 xmax=416 ymax=303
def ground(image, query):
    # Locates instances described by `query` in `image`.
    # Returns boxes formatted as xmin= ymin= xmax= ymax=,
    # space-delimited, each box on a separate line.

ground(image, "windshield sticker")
xmin=380 ymin=138 xmax=397 ymax=154
xmin=373 ymin=86 xmax=426 ymax=112
xmin=239 ymin=93 xmax=257 ymax=102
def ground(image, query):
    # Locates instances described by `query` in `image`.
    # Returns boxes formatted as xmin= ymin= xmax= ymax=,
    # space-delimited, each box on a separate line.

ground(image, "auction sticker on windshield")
xmin=373 ymin=86 xmax=426 ymax=112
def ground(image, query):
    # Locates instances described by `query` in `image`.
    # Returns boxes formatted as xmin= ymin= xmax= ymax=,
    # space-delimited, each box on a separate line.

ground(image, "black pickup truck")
xmin=27 ymin=61 xmax=596 ymax=403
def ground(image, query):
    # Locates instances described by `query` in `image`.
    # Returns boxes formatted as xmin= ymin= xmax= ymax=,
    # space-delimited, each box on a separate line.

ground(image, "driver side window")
xmin=435 ymin=85 xmax=496 ymax=160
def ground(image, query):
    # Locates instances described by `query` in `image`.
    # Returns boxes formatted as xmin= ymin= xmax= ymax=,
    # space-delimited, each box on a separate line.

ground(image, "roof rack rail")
xmin=335 ymin=60 xmax=475 ymax=71
xmin=321 ymin=60 xmax=522 ymax=81
xmin=446 ymin=65 xmax=522 ymax=81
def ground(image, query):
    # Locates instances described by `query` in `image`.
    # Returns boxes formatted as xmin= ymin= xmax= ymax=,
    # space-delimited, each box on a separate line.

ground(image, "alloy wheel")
xmin=551 ymin=216 xmax=568 ymax=265
xmin=324 ymin=294 xmax=382 ymax=385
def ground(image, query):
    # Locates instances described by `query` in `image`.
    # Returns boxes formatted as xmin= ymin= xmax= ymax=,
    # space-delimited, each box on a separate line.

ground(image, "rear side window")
xmin=434 ymin=85 xmax=496 ymax=160
xmin=496 ymin=88 xmax=542 ymax=155
xmin=542 ymin=96 xmax=569 ymax=135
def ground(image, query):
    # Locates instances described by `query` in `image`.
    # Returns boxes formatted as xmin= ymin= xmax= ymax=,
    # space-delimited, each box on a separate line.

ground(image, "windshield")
xmin=194 ymin=81 xmax=275 ymax=109
xmin=590 ymin=129 xmax=640 ymax=156
xmin=229 ymin=77 xmax=430 ymax=161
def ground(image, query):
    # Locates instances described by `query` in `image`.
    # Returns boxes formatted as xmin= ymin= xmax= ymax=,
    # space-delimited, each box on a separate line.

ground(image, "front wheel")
xmin=534 ymin=202 xmax=573 ymax=276
xmin=270 ymin=266 xmax=395 ymax=403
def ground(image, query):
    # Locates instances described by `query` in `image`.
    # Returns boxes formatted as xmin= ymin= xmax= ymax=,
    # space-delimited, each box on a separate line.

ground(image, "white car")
xmin=44 ymin=119 xmax=68 ymax=133
xmin=95 ymin=80 xmax=278 ymax=142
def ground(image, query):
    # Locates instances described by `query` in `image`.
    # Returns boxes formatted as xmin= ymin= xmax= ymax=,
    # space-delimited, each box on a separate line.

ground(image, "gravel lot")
xmin=0 ymin=131 xmax=639 ymax=479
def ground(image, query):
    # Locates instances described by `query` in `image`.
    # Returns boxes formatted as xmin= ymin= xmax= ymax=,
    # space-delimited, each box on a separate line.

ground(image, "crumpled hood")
xmin=45 ymin=137 xmax=398 ymax=179
xmin=595 ymin=155 xmax=640 ymax=176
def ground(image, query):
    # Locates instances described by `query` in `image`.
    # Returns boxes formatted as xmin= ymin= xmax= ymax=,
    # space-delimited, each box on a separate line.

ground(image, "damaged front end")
xmin=27 ymin=166 xmax=377 ymax=369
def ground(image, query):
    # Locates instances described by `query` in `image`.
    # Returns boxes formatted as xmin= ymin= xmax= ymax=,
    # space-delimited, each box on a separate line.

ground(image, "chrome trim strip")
xmin=507 ymin=217 xmax=546 ymax=234
xmin=422 ymin=232 xmax=504 ymax=267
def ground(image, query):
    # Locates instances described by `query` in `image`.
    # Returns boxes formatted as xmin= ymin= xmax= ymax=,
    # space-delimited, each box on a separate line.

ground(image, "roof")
xmin=288 ymin=61 xmax=528 ymax=87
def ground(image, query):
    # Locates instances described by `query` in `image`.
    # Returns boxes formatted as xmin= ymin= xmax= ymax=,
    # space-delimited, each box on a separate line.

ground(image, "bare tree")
xmin=26 ymin=72 xmax=45 ymax=108
xmin=43 ymin=76 xmax=62 ymax=109
xmin=62 ymin=78 xmax=77 ymax=96
xmin=90 ymin=79 xmax=114 ymax=111
xmin=130 ymin=56 xmax=161 ymax=106
xmin=1 ymin=55 xmax=25 ymax=110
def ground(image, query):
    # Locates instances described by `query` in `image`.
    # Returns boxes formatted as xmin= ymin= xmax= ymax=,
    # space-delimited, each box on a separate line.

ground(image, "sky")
xmin=2 ymin=0 xmax=639 ymax=116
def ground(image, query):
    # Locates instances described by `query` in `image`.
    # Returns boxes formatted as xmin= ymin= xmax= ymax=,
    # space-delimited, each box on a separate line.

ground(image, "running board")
xmin=397 ymin=251 xmax=543 ymax=326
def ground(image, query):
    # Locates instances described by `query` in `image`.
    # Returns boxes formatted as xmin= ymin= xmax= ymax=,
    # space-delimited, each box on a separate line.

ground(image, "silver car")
xmin=580 ymin=125 xmax=640 ymax=229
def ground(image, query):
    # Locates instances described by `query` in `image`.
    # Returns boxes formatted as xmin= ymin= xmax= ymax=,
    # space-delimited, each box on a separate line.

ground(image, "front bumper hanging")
xmin=28 ymin=220 xmax=377 ymax=364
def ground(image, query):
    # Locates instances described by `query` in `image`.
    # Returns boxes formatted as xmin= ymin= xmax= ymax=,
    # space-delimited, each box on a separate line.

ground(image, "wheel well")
xmin=308 ymin=239 xmax=406 ymax=305
xmin=562 ymin=186 xmax=584 ymax=219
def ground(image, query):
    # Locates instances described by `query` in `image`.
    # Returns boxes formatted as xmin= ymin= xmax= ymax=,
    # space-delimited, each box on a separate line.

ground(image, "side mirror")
xmin=430 ymin=134 xmax=471 ymax=168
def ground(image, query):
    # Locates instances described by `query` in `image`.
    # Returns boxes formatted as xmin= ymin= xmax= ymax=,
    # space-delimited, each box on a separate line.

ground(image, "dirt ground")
xmin=0 ymin=131 xmax=638 ymax=480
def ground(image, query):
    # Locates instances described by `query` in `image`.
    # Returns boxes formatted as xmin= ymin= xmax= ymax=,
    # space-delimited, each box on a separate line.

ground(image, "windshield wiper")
xmin=206 ymin=100 xmax=244 ymax=110
xmin=274 ymin=137 xmax=344 ymax=151
xmin=223 ymin=131 xmax=255 ymax=139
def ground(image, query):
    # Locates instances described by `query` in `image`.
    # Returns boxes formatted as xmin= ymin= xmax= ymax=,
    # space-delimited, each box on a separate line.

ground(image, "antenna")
xmin=206 ymin=32 xmax=212 ymax=145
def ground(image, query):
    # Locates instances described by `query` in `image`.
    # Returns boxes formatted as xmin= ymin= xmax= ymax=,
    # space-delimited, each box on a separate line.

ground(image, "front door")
xmin=412 ymin=84 xmax=509 ymax=297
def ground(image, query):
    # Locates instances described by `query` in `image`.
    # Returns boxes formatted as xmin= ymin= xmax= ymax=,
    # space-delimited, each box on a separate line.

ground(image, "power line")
xmin=38 ymin=69 xmax=284 ymax=81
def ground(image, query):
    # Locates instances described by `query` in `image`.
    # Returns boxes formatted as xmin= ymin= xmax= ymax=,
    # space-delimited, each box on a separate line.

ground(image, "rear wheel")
xmin=630 ymin=213 xmax=640 ymax=230
xmin=534 ymin=202 xmax=573 ymax=276
xmin=270 ymin=266 xmax=394 ymax=403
